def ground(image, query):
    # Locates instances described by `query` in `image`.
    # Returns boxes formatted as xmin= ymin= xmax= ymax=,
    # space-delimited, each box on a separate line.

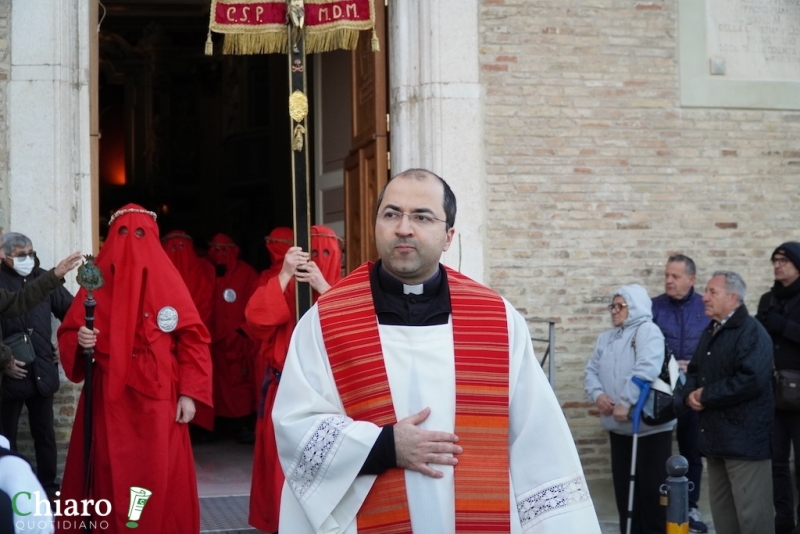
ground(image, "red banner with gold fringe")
xmin=207 ymin=0 xmax=376 ymax=55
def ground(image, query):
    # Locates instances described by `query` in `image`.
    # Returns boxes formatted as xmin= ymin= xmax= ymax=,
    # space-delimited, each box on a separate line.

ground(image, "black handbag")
xmin=775 ymin=369 xmax=800 ymax=411
xmin=632 ymin=326 xmax=683 ymax=426
xmin=5 ymin=330 xmax=36 ymax=364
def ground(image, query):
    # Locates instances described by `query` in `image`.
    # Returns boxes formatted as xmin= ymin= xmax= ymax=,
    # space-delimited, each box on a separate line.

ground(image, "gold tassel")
xmin=222 ymin=32 xmax=287 ymax=55
xmin=306 ymin=29 xmax=361 ymax=53
xmin=371 ymin=28 xmax=380 ymax=53
xmin=204 ymin=30 xmax=213 ymax=56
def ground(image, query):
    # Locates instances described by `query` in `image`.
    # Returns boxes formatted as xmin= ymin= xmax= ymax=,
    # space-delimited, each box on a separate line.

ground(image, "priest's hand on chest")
xmin=394 ymin=407 xmax=462 ymax=479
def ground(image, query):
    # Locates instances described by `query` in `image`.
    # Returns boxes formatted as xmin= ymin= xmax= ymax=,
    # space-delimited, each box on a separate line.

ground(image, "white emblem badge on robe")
xmin=223 ymin=289 xmax=237 ymax=303
xmin=157 ymin=306 xmax=178 ymax=332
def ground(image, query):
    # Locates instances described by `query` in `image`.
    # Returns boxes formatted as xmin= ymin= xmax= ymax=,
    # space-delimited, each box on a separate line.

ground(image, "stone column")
xmin=8 ymin=0 xmax=92 ymax=284
xmin=389 ymin=0 xmax=486 ymax=283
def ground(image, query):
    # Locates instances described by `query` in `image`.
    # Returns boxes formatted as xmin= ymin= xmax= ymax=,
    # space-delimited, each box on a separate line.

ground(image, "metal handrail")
xmin=530 ymin=320 xmax=556 ymax=389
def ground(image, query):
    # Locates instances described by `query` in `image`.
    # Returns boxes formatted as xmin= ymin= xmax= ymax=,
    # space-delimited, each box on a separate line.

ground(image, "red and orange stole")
xmin=317 ymin=262 xmax=511 ymax=533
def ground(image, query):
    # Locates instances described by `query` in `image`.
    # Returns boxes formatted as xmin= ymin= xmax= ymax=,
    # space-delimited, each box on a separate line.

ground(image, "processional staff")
xmin=75 ymin=255 xmax=104 ymax=534
xmin=205 ymin=0 xmax=379 ymax=319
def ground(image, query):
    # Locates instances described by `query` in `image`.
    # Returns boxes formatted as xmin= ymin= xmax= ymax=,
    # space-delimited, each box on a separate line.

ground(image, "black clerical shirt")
xmin=358 ymin=260 xmax=453 ymax=475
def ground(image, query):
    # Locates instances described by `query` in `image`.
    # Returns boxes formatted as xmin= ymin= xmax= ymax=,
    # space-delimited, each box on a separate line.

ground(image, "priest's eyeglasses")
xmin=379 ymin=209 xmax=447 ymax=227
xmin=607 ymin=303 xmax=628 ymax=313
xmin=772 ymin=257 xmax=790 ymax=266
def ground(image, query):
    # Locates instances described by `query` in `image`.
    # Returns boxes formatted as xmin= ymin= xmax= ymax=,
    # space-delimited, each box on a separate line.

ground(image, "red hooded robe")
xmin=57 ymin=205 xmax=213 ymax=534
xmin=207 ymin=233 xmax=259 ymax=418
xmin=246 ymin=225 xmax=341 ymax=533
xmin=162 ymin=230 xmax=215 ymax=329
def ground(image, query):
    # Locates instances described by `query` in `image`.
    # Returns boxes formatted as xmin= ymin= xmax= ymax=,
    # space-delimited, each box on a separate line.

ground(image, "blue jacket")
xmin=651 ymin=287 xmax=709 ymax=361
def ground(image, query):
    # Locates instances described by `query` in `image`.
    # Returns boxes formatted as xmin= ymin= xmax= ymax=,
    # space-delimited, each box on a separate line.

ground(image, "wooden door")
xmin=344 ymin=0 xmax=388 ymax=273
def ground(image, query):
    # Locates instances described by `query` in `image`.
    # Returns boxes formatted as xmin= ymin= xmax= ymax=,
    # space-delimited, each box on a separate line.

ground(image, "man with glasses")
xmin=272 ymin=169 xmax=601 ymax=533
xmin=0 ymin=232 xmax=74 ymax=501
xmin=651 ymin=254 xmax=710 ymax=533
xmin=757 ymin=242 xmax=800 ymax=534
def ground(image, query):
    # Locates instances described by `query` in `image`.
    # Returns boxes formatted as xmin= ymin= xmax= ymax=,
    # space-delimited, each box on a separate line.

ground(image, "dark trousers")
xmin=0 ymin=490 xmax=13 ymax=534
xmin=676 ymin=408 xmax=703 ymax=509
xmin=772 ymin=409 xmax=800 ymax=528
xmin=610 ymin=430 xmax=672 ymax=534
xmin=0 ymin=393 xmax=58 ymax=495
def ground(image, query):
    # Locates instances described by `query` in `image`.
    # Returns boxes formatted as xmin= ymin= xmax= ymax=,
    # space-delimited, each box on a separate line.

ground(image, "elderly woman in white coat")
xmin=584 ymin=284 xmax=676 ymax=534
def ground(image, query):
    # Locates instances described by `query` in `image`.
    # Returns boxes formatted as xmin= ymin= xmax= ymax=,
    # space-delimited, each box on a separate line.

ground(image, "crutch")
xmin=626 ymin=376 xmax=651 ymax=534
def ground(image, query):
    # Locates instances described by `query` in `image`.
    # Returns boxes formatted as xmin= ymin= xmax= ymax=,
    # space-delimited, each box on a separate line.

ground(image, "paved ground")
xmin=194 ymin=440 xmax=719 ymax=533
xmin=589 ymin=473 xmax=716 ymax=534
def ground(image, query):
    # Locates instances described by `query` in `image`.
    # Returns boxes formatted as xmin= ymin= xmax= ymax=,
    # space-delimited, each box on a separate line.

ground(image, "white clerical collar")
xmin=403 ymin=283 xmax=424 ymax=295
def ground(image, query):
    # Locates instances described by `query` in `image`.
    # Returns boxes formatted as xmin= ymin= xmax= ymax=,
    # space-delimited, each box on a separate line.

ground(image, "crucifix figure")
xmin=287 ymin=0 xmax=305 ymax=51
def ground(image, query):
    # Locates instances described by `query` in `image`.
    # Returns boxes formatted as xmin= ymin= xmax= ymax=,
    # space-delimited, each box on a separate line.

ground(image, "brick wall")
xmin=480 ymin=0 xmax=800 ymax=478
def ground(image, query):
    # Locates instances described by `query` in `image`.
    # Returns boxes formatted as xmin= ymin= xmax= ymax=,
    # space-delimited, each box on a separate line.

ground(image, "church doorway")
xmin=92 ymin=0 xmax=388 ymax=521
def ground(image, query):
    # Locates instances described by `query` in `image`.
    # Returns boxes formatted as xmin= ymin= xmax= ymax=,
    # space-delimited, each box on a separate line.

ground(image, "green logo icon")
xmin=125 ymin=487 xmax=152 ymax=528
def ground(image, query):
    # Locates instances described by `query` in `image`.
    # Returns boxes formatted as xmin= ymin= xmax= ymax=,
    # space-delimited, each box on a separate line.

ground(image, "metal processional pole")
xmin=287 ymin=3 xmax=312 ymax=319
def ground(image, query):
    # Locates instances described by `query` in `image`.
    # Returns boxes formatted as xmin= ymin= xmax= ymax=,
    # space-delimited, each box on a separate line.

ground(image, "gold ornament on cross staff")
xmin=289 ymin=90 xmax=308 ymax=123
xmin=292 ymin=124 xmax=306 ymax=152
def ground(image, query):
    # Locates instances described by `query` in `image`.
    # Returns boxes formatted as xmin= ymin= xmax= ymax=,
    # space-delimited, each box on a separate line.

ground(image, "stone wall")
xmin=9 ymin=0 xmax=93 ymax=482
xmin=0 ymin=0 xmax=9 ymax=230
xmin=480 ymin=0 xmax=800 ymax=477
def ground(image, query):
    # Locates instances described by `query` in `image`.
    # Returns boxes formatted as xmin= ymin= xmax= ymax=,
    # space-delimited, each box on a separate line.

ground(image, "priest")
xmin=273 ymin=169 xmax=601 ymax=533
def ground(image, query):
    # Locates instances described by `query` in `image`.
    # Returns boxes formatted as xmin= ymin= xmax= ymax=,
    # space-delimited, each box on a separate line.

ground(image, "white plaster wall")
xmin=389 ymin=0 xmax=486 ymax=283
xmin=8 ymin=0 xmax=92 ymax=291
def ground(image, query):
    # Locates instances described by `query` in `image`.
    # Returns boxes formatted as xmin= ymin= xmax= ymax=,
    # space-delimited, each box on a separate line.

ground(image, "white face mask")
xmin=13 ymin=255 xmax=34 ymax=276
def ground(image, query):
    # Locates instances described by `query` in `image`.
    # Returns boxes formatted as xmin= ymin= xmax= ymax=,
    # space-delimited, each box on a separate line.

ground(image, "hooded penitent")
xmin=310 ymin=224 xmax=343 ymax=298
xmin=246 ymin=225 xmax=341 ymax=533
xmin=57 ymin=204 xmax=213 ymax=533
xmin=207 ymin=232 xmax=260 ymax=418
xmin=162 ymin=229 xmax=215 ymax=328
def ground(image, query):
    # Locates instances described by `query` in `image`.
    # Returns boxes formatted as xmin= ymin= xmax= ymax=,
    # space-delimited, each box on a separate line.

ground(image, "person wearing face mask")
xmin=0 ymin=232 xmax=74 ymax=501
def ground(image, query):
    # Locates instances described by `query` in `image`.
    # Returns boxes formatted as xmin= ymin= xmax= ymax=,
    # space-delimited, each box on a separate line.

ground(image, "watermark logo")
xmin=126 ymin=487 xmax=152 ymax=529
xmin=12 ymin=485 xmax=154 ymax=530
xmin=11 ymin=490 xmax=111 ymax=531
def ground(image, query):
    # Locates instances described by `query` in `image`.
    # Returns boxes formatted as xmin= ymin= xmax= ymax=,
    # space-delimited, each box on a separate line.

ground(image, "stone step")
xmin=200 ymin=495 xmax=264 ymax=534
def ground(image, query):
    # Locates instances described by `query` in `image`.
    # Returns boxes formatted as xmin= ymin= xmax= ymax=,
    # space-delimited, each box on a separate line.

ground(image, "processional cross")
xmin=206 ymin=0 xmax=379 ymax=319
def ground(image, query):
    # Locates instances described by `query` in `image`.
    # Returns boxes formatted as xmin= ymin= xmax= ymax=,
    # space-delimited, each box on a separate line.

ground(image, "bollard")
xmin=661 ymin=455 xmax=692 ymax=534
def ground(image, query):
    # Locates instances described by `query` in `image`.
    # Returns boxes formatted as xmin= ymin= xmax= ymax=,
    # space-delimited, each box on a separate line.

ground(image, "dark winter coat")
xmin=0 ymin=262 xmax=73 ymax=400
xmin=755 ymin=277 xmax=800 ymax=373
xmin=652 ymin=287 xmax=710 ymax=361
xmin=679 ymin=304 xmax=774 ymax=460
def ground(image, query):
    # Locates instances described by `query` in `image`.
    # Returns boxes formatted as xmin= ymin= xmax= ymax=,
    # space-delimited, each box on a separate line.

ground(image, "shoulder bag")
xmin=4 ymin=314 xmax=36 ymax=365
xmin=632 ymin=325 xmax=683 ymax=426
xmin=775 ymin=369 xmax=800 ymax=411
xmin=771 ymin=292 xmax=800 ymax=410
